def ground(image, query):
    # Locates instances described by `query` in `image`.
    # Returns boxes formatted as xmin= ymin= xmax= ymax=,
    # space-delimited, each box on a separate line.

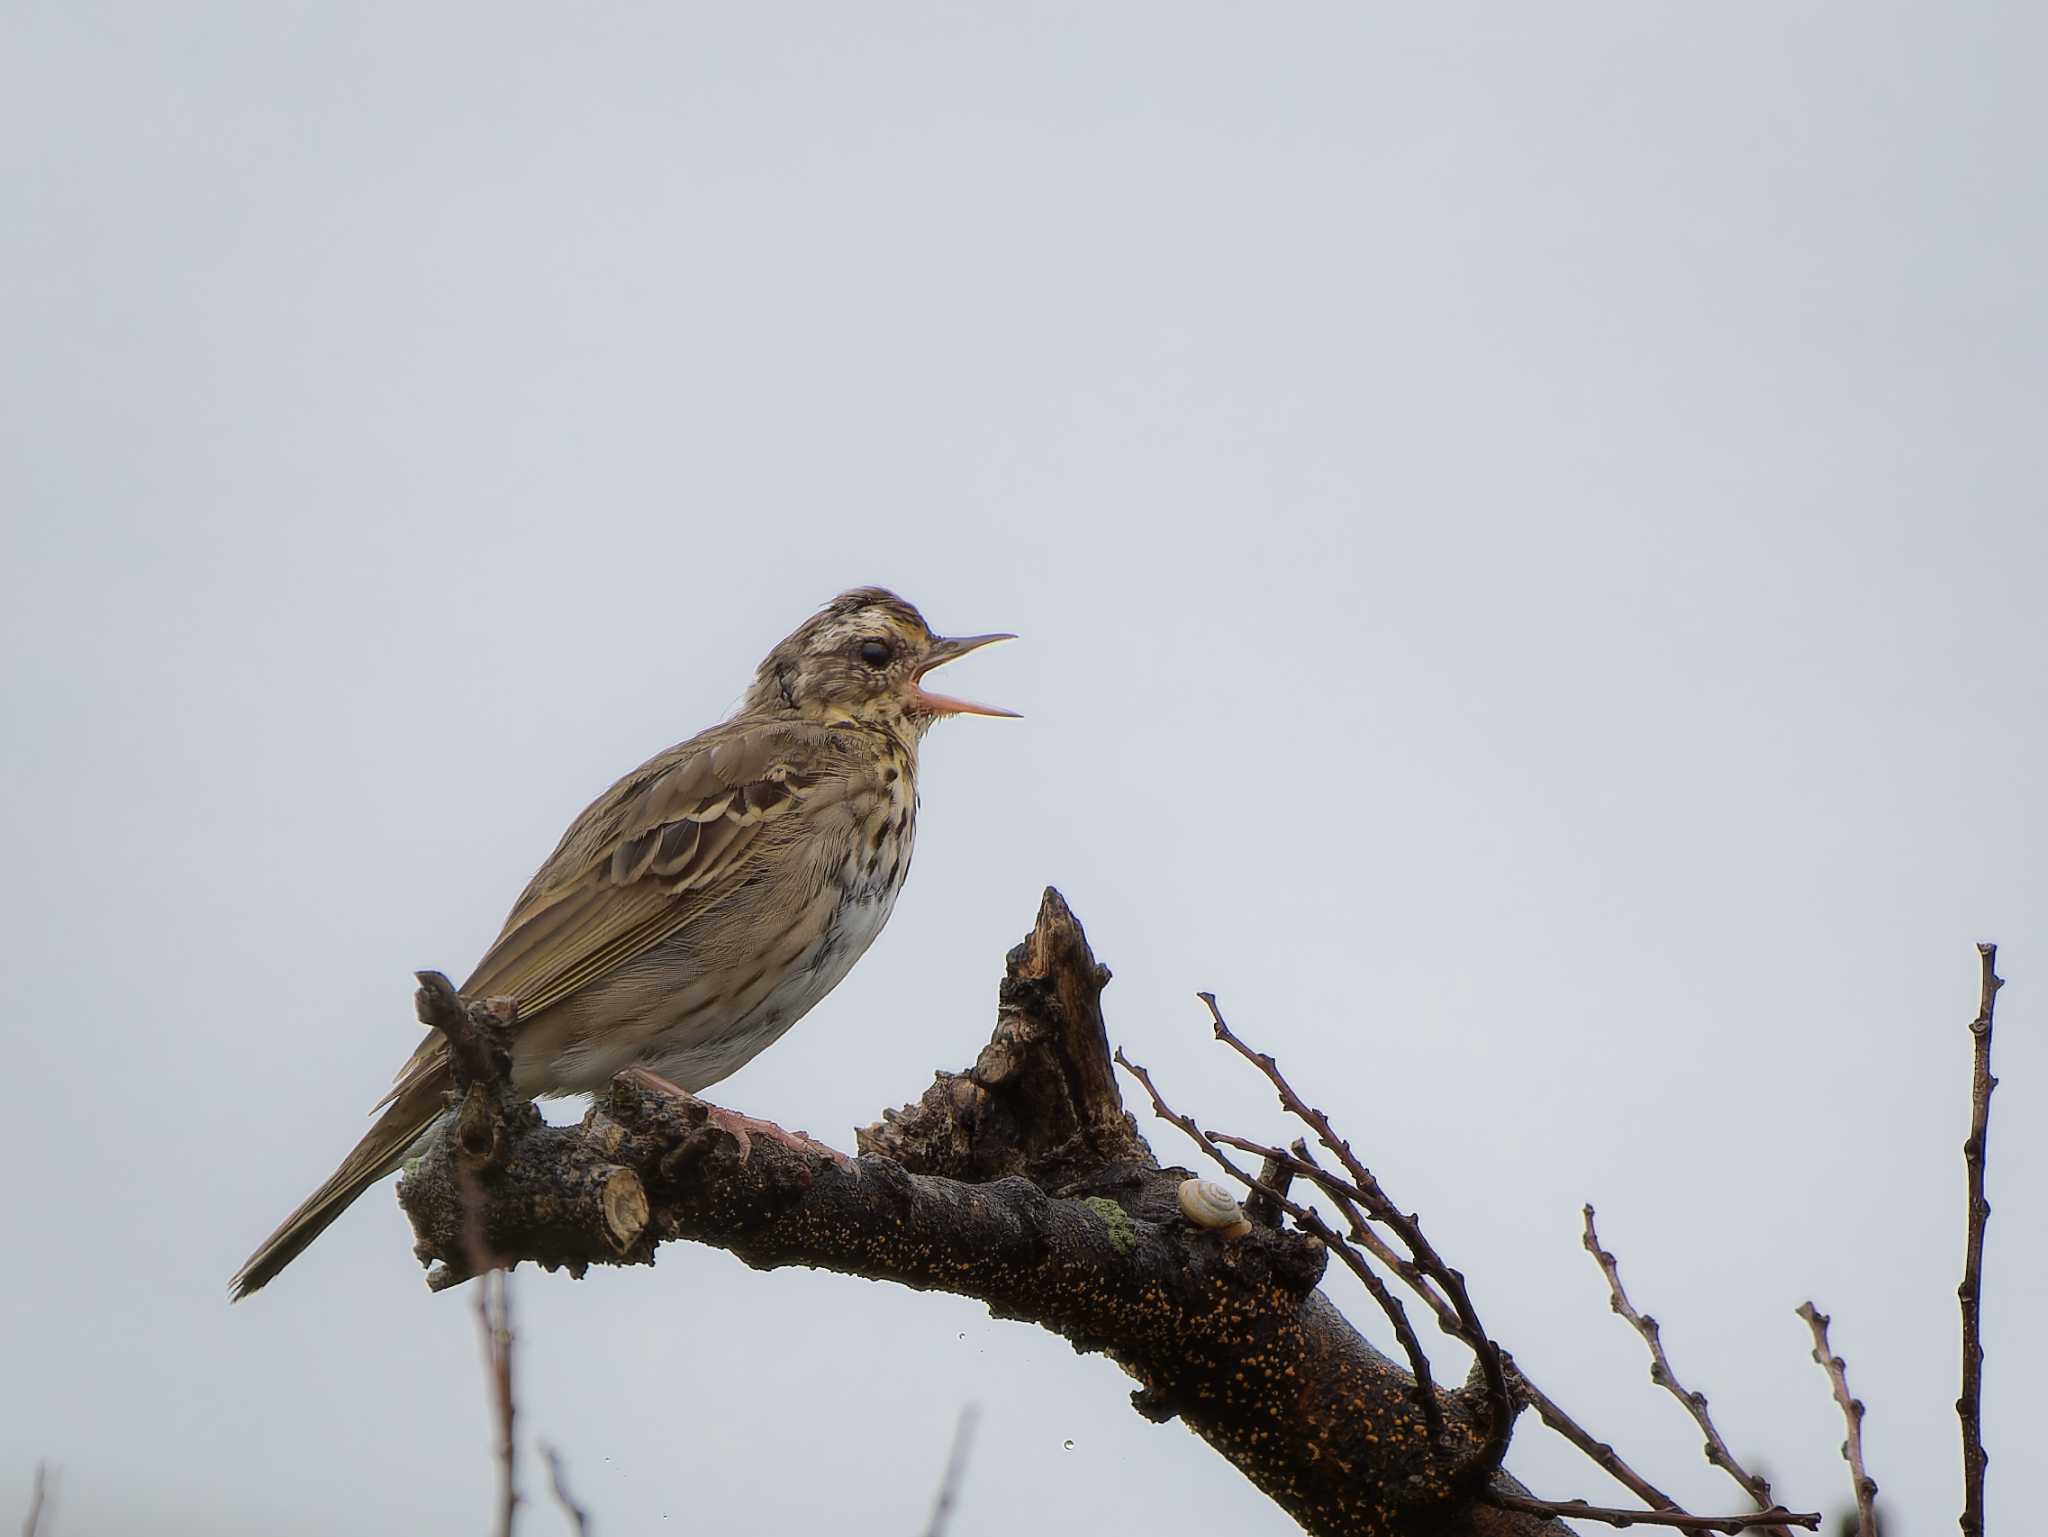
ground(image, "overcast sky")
xmin=4 ymin=4 xmax=2043 ymax=1533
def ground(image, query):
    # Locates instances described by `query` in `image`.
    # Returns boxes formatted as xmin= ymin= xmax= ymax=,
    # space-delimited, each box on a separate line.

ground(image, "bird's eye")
xmin=857 ymin=638 xmax=893 ymax=667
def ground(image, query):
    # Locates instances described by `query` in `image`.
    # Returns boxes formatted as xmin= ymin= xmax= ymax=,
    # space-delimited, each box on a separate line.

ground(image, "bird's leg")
xmin=703 ymin=1106 xmax=853 ymax=1169
xmin=620 ymin=1068 xmax=852 ymax=1168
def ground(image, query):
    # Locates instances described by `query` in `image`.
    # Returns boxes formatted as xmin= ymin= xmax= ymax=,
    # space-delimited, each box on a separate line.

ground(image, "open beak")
xmin=912 ymin=632 xmax=1019 ymax=718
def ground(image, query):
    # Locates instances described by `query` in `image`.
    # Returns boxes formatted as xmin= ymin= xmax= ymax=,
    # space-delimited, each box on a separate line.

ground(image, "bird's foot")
xmin=621 ymin=1069 xmax=850 ymax=1168
xmin=704 ymin=1106 xmax=851 ymax=1168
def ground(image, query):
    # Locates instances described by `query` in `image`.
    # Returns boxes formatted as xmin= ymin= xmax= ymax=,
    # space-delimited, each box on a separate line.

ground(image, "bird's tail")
xmin=229 ymin=1066 xmax=448 ymax=1300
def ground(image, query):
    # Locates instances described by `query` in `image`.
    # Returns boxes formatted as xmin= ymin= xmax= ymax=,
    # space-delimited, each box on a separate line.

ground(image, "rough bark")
xmin=398 ymin=888 xmax=1566 ymax=1537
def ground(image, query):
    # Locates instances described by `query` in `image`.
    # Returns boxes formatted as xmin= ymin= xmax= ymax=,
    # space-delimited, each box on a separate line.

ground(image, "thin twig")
xmin=1484 ymin=1492 xmax=1820 ymax=1533
xmin=921 ymin=1403 xmax=981 ymax=1537
xmin=1958 ymin=942 xmax=2000 ymax=1537
xmin=1583 ymin=1206 xmax=1790 ymax=1537
xmin=1114 ymin=1047 xmax=1448 ymax=1441
xmin=21 ymin=1463 xmax=48 ymax=1537
xmin=1196 ymin=993 xmax=1515 ymax=1471
xmin=459 ymin=1161 xmax=519 ymax=1537
xmin=1795 ymin=1303 xmax=1875 ymax=1537
xmin=541 ymin=1444 xmax=591 ymax=1537
xmin=1508 ymin=1368 xmax=1682 ymax=1515
xmin=477 ymin=1270 xmax=518 ymax=1537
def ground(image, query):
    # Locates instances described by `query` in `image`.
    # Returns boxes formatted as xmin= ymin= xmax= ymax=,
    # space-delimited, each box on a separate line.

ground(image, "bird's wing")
xmin=467 ymin=721 xmax=827 ymax=1010
xmin=379 ymin=720 xmax=831 ymax=1106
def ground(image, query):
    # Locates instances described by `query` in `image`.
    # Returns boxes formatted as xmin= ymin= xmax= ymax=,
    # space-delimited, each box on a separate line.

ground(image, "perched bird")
xmin=231 ymin=587 xmax=1013 ymax=1299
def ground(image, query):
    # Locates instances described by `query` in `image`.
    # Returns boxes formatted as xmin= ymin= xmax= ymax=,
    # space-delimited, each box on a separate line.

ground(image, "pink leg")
xmin=621 ymin=1069 xmax=850 ymax=1167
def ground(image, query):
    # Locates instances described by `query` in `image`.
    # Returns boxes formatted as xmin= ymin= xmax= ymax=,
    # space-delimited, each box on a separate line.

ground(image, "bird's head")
xmin=741 ymin=587 xmax=1016 ymax=735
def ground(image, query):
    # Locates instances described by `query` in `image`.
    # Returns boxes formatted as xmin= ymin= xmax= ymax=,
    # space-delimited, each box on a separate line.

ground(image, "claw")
xmin=704 ymin=1106 xmax=848 ymax=1167
xmin=621 ymin=1069 xmax=850 ymax=1167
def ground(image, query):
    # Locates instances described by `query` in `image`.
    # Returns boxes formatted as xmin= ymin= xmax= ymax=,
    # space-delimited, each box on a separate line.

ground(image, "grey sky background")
xmin=4 ymin=4 xmax=2042 ymax=1532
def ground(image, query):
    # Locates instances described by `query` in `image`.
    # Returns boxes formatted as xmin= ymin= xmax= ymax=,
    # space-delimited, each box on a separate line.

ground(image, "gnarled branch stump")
xmin=397 ymin=888 xmax=1563 ymax=1537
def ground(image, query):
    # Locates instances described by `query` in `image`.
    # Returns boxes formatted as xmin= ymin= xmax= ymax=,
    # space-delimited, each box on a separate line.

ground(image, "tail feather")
xmin=230 ymin=1070 xmax=448 ymax=1300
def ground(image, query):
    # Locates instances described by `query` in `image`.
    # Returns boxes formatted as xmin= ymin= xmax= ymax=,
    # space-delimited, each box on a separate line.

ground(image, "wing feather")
xmin=390 ymin=722 xmax=835 ymax=1069
xmin=462 ymin=729 xmax=819 ymax=1005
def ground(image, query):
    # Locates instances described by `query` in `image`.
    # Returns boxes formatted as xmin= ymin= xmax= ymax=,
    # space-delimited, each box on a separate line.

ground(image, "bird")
xmin=231 ymin=587 xmax=1013 ymax=1299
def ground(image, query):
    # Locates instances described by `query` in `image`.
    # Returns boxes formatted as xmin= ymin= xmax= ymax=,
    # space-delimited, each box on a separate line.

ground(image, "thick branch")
xmin=396 ymin=889 xmax=1567 ymax=1537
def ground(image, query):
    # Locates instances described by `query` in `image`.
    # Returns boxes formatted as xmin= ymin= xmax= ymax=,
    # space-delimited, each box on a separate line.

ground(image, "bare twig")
xmin=1794 ymin=1303 xmax=1875 ymax=1537
xmin=1958 ymin=942 xmax=2001 ymax=1537
xmin=1196 ymin=993 xmax=1515 ymax=1472
xmin=1114 ymin=1048 xmax=1449 ymax=1442
xmin=921 ymin=1404 xmax=980 ymax=1537
xmin=459 ymin=1163 xmax=518 ymax=1537
xmin=1583 ymin=1206 xmax=1789 ymax=1537
xmin=1507 ymin=1369 xmax=1682 ymax=1515
xmin=21 ymin=1463 xmax=48 ymax=1537
xmin=477 ymin=1269 xmax=518 ymax=1537
xmin=541 ymin=1444 xmax=590 ymax=1537
xmin=1484 ymin=1492 xmax=1820 ymax=1533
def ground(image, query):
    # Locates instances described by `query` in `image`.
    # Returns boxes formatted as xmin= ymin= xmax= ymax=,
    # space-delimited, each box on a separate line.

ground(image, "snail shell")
xmin=1178 ymin=1177 xmax=1253 ymax=1240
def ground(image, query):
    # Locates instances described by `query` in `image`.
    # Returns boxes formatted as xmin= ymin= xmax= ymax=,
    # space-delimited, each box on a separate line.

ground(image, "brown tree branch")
xmin=1583 ymin=1207 xmax=1792 ymax=1537
xmin=395 ymin=888 xmax=1569 ymax=1537
xmin=1958 ymin=942 xmax=2001 ymax=1537
xmin=1794 ymin=1302 xmax=1876 ymax=1537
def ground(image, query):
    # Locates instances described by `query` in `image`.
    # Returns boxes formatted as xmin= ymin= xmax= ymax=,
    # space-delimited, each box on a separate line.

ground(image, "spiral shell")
xmin=1178 ymin=1177 xmax=1252 ymax=1239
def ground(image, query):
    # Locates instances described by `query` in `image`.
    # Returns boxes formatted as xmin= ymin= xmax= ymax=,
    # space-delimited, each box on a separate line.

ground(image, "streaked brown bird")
xmin=232 ymin=587 xmax=1013 ymax=1298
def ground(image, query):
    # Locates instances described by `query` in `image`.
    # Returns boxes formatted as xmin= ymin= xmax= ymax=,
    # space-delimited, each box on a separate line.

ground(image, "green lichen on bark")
xmin=1081 ymin=1195 xmax=1138 ymax=1255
